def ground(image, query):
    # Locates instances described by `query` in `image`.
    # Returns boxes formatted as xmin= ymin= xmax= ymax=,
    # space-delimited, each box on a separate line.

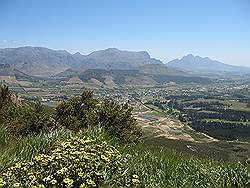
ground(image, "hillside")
xmin=138 ymin=64 xmax=188 ymax=76
xmin=167 ymin=54 xmax=250 ymax=74
xmin=0 ymin=47 xmax=77 ymax=76
xmin=0 ymin=87 xmax=248 ymax=187
xmin=0 ymin=64 xmax=36 ymax=82
xmin=77 ymin=69 xmax=210 ymax=85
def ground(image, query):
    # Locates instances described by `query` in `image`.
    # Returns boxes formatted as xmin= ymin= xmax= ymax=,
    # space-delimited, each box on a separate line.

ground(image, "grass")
xmin=0 ymin=126 xmax=249 ymax=187
xmin=122 ymin=146 xmax=249 ymax=187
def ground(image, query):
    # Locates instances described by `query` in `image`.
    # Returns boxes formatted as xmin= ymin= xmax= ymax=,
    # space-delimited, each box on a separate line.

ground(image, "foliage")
xmin=55 ymin=90 xmax=142 ymax=143
xmin=2 ymin=102 xmax=51 ymax=137
xmin=55 ymin=90 xmax=99 ymax=130
xmin=0 ymin=85 xmax=11 ymax=109
xmin=98 ymin=100 xmax=142 ymax=143
xmin=0 ymin=136 xmax=139 ymax=187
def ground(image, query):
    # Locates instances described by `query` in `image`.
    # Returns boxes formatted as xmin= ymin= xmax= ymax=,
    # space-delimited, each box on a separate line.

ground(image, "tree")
xmin=55 ymin=90 xmax=142 ymax=143
xmin=55 ymin=90 xmax=99 ymax=130
xmin=98 ymin=100 xmax=142 ymax=143
xmin=3 ymin=101 xmax=51 ymax=137
xmin=0 ymin=85 xmax=11 ymax=108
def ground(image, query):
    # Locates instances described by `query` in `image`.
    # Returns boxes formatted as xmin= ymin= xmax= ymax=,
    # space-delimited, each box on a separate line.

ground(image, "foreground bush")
xmin=1 ymin=102 xmax=51 ymax=137
xmin=0 ymin=136 xmax=139 ymax=187
xmin=55 ymin=90 xmax=142 ymax=143
xmin=55 ymin=90 xmax=99 ymax=130
xmin=99 ymin=100 xmax=142 ymax=143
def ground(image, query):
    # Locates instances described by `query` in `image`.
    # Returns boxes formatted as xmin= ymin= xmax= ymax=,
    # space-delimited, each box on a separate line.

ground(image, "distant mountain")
xmin=0 ymin=47 xmax=77 ymax=76
xmin=77 ymin=48 xmax=162 ymax=70
xmin=0 ymin=47 xmax=163 ymax=76
xmin=167 ymin=54 xmax=250 ymax=74
xmin=138 ymin=64 xmax=188 ymax=76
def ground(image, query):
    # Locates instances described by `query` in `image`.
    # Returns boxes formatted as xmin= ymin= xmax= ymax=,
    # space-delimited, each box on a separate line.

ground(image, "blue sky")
xmin=0 ymin=0 xmax=249 ymax=66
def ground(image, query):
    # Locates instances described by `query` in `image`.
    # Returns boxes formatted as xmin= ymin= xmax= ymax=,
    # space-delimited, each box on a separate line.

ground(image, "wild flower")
xmin=0 ymin=136 xmax=133 ymax=187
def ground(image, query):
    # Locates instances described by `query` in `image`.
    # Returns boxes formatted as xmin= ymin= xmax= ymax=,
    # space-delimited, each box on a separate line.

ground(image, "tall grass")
xmin=0 ymin=127 xmax=249 ymax=187
xmin=0 ymin=126 xmax=107 ymax=171
xmin=122 ymin=146 xmax=249 ymax=187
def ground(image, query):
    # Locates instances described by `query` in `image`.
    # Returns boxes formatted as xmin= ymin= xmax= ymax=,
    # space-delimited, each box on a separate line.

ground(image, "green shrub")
xmin=55 ymin=90 xmax=142 ymax=143
xmin=98 ymin=100 xmax=142 ymax=143
xmin=1 ymin=102 xmax=51 ymax=137
xmin=0 ymin=85 xmax=51 ymax=137
xmin=0 ymin=136 xmax=140 ymax=187
xmin=55 ymin=91 xmax=98 ymax=130
xmin=0 ymin=85 xmax=11 ymax=109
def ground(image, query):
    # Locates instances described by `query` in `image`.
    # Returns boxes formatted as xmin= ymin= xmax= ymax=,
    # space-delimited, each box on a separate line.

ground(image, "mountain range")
xmin=0 ymin=46 xmax=249 ymax=86
xmin=0 ymin=47 xmax=163 ymax=76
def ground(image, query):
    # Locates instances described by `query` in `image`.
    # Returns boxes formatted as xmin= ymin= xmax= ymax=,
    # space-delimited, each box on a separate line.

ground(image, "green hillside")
xmin=0 ymin=86 xmax=249 ymax=187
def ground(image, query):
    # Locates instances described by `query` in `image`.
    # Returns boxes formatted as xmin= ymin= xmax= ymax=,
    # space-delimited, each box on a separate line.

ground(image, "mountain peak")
xmin=168 ymin=54 xmax=250 ymax=74
xmin=105 ymin=48 xmax=119 ymax=51
xmin=185 ymin=54 xmax=195 ymax=58
xmin=73 ymin=52 xmax=82 ymax=56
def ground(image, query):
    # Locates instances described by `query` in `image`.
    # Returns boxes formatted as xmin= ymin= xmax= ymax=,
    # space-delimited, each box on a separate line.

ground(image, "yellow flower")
xmin=43 ymin=175 xmax=52 ymax=182
xmin=13 ymin=183 xmax=21 ymax=187
xmin=79 ymin=183 xmax=87 ymax=188
xmin=95 ymin=172 xmax=102 ymax=176
xmin=86 ymin=179 xmax=96 ymax=187
xmin=50 ymin=179 xmax=57 ymax=185
xmin=15 ymin=163 xmax=22 ymax=168
xmin=132 ymin=178 xmax=140 ymax=185
xmin=57 ymin=167 xmax=68 ymax=175
xmin=63 ymin=178 xmax=74 ymax=186
xmin=28 ymin=175 xmax=36 ymax=180
xmin=78 ymin=172 xmax=84 ymax=177
xmin=101 ymin=155 xmax=109 ymax=161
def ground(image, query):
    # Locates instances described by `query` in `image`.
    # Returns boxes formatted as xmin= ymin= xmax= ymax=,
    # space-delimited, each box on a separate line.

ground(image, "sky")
xmin=0 ymin=0 xmax=250 ymax=66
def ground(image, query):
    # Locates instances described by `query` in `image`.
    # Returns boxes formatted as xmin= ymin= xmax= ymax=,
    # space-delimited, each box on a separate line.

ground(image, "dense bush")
xmin=0 ymin=85 xmax=51 ymax=137
xmin=0 ymin=85 xmax=11 ymax=109
xmin=55 ymin=90 xmax=142 ymax=143
xmin=98 ymin=100 xmax=142 ymax=143
xmin=55 ymin=90 xmax=99 ymax=130
xmin=0 ymin=136 xmax=140 ymax=187
xmin=1 ymin=102 xmax=51 ymax=137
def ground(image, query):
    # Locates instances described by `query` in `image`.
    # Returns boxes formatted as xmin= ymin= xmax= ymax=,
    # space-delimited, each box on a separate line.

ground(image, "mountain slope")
xmin=0 ymin=64 xmax=37 ymax=81
xmin=0 ymin=46 xmax=78 ymax=76
xmin=167 ymin=54 xmax=250 ymax=74
xmin=138 ymin=64 xmax=189 ymax=76
xmin=77 ymin=69 xmax=211 ymax=86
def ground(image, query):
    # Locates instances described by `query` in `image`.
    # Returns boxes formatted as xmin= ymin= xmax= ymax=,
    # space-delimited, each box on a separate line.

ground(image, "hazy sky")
xmin=0 ymin=0 xmax=250 ymax=66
